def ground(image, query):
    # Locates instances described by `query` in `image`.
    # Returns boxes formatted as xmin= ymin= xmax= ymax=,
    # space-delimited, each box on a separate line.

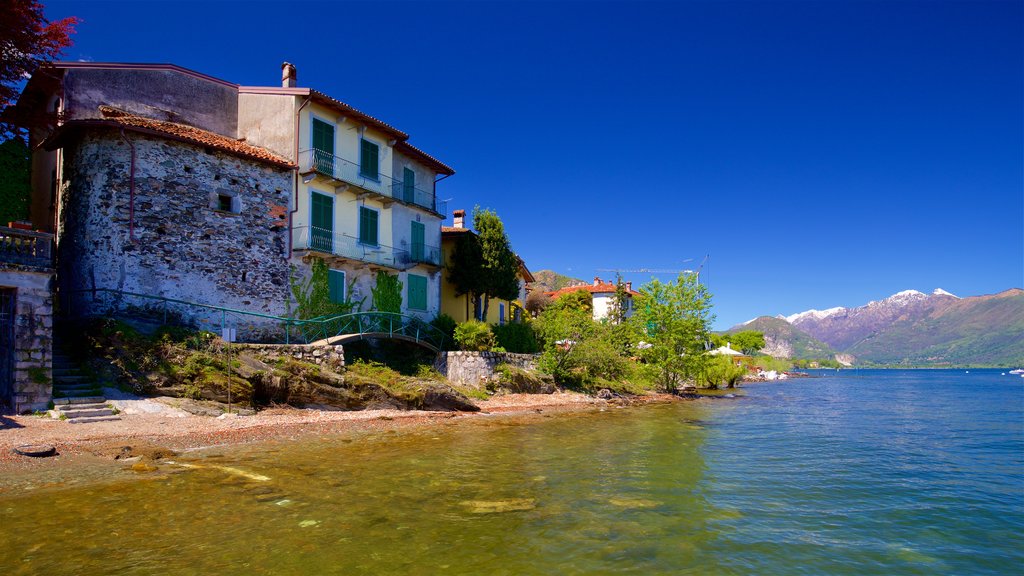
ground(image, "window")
xmin=410 ymin=221 xmax=425 ymax=262
xmin=310 ymin=191 xmax=334 ymax=252
xmin=217 ymin=194 xmax=234 ymax=212
xmin=359 ymin=206 xmax=379 ymax=246
xmin=403 ymin=167 xmax=415 ymax=203
xmin=360 ymin=138 xmax=379 ymax=180
xmin=407 ymin=274 xmax=427 ymax=311
xmin=328 ymin=269 xmax=346 ymax=303
xmin=312 ymin=117 xmax=335 ymax=175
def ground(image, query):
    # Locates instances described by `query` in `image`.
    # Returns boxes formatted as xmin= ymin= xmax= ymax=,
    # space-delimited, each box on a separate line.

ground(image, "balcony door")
xmin=310 ymin=191 xmax=334 ymax=253
xmin=312 ymin=117 xmax=335 ymax=176
xmin=403 ymin=167 xmax=416 ymax=204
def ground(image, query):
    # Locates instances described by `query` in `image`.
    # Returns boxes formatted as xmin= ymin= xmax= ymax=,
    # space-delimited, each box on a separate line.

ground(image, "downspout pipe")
xmin=288 ymin=95 xmax=313 ymax=256
xmin=118 ymin=128 xmax=136 ymax=242
xmin=433 ymin=172 xmax=452 ymax=214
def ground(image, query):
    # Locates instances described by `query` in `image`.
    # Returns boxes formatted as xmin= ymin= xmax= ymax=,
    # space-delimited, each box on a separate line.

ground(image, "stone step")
xmin=67 ymin=415 xmax=121 ymax=424
xmin=53 ymin=396 xmax=106 ymax=406
xmin=53 ymin=381 xmax=99 ymax=390
xmin=54 ymin=387 xmax=104 ymax=397
xmin=51 ymin=368 xmax=82 ymax=376
xmin=59 ymin=406 xmax=115 ymax=419
xmin=54 ymin=375 xmax=88 ymax=384
xmin=56 ymin=401 xmax=108 ymax=411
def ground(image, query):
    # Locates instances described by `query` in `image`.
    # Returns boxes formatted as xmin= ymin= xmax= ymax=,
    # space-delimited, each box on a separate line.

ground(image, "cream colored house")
xmin=238 ymin=63 xmax=454 ymax=320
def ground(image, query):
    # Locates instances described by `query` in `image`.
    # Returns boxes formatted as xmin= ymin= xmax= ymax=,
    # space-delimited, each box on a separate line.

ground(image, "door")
xmin=411 ymin=221 xmax=425 ymax=263
xmin=310 ymin=192 xmax=334 ymax=253
xmin=0 ymin=289 xmax=14 ymax=407
xmin=403 ymin=167 xmax=416 ymax=204
xmin=312 ymin=118 xmax=335 ymax=176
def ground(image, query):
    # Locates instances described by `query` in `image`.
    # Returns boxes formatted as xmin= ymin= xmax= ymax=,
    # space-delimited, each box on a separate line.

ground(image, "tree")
xmin=524 ymin=290 xmax=552 ymax=317
xmin=445 ymin=231 xmax=484 ymax=319
xmin=370 ymin=271 xmax=402 ymax=314
xmin=0 ymin=1 xmax=79 ymax=109
xmin=628 ymin=273 xmax=715 ymax=391
xmin=474 ymin=207 xmax=520 ymax=321
xmin=728 ymin=330 xmax=766 ymax=355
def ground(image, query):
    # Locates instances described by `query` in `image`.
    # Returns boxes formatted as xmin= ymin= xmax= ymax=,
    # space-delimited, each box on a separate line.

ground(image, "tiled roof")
xmin=395 ymin=141 xmax=455 ymax=175
xmin=93 ymin=106 xmax=294 ymax=167
xmin=441 ymin=226 xmax=474 ymax=234
xmin=547 ymin=283 xmax=639 ymax=298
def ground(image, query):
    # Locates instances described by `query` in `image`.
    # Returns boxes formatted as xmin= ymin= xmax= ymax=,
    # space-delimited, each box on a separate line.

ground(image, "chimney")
xmin=593 ymin=277 xmax=601 ymax=287
xmin=452 ymin=209 xmax=465 ymax=229
xmin=626 ymin=281 xmax=632 ymax=291
xmin=282 ymin=62 xmax=297 ymax=88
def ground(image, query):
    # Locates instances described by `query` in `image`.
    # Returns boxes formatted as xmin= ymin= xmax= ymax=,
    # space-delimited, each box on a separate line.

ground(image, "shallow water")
xmin=1 ymin=369 xmax=1022 ymax=574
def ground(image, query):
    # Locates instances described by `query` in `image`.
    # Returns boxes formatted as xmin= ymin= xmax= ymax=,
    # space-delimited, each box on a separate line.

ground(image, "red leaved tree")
xmin=0 ymin=0 xmax=79 ymax=108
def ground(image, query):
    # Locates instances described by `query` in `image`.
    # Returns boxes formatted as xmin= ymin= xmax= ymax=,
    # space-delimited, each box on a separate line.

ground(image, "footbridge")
xmin=302 ymin=312 xmax=446 ymax=352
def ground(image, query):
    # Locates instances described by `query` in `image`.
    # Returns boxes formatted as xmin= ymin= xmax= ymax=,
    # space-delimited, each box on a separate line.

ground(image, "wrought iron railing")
xmin=0 ymin=226 xmax=53 ymax=268
xmin=292 ymin=226 xmax=410 ymax=270
xmin=298 ymin=148 xmax=442 ymax=215
xmin=63 ymin=288 xmax=446 ymax=350
xmin=409 ymin=242 xmax=442 ymax=267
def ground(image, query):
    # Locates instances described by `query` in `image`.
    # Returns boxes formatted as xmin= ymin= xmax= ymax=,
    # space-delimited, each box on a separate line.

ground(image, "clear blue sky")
xmin=46 ymin=0 xmax=1023 ymax=329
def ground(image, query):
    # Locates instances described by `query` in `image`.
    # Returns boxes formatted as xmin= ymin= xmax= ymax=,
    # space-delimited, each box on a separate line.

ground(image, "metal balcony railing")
xmin=292 ymin=226 xmax=409 ymax=270
xmin=0 ymin=226 xmax=53 ymax=269
xmin=298 ymin=148 xmax=443 ymax=215
xmin=408 ymin=242 xmax=442 ymax=267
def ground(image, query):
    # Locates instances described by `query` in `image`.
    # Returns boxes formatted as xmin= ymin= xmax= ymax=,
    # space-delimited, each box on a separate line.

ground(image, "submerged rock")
xmin=460 ymin=498 xmax=537 ymax=514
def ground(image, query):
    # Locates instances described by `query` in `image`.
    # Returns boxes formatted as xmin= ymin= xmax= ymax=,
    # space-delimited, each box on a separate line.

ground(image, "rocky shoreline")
xmin=0 ymin=391 xmax=687 ymax=477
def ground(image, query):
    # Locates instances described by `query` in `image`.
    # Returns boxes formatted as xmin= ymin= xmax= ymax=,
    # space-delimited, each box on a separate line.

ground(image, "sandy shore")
xmin=1 ymin=392 xmax=682 ymax=474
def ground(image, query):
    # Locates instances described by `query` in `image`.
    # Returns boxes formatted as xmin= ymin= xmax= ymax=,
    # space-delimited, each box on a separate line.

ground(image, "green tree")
xmin=445 ymin=231 xmax=484 ymax=319
xmin=370 ymin=271 xmax=403 ymax=314
xmin=474 ymin=207 xmax=520 ymax=321
xmin=728 ymin=330 xmax=766 ymax=355
xmin=628 ymin=273 xmax=715 ymax=391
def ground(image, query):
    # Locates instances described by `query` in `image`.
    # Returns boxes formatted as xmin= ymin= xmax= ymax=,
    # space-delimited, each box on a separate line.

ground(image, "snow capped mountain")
xmin=784 ymin=306 xmax=846 ymax=324
xmin=933 ymin=288 xmax=959 ymax=298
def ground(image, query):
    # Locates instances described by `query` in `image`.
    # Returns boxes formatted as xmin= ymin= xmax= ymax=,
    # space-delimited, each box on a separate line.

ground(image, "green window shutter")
xmin=408 ymin=274 xmax=427 ymax=310
xmin=360 ymin=139 xmax=379 ymax=179
xmin=328 ymin=269 xmax=345 ymax=303
xmin=359 ymin=206 xmax=378 ymax=245
xmin=310 ymin=192 xmax=334 ymax=252
xmin=403 ymin=167 xmax=415 ymax=203
xmin=411 ymin=221 xmax=424 ymax=262
xmin=312 ymin=119 xmax=334 ymax=153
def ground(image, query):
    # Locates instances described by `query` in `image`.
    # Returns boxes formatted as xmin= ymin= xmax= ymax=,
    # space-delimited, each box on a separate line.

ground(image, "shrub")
xmin=701 ymin=356 xmax=746 ymax=389
xmin=491 ymin=322 xmax=539 ymax=353
xmin=454 ymin=320 xmax=496 ymax=352
xmin=430 ymin=313 xmax=458 ymax=350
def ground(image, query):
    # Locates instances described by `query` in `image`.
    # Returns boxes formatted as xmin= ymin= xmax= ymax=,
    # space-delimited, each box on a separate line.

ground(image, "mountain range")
xmin=730 ymin=288 xmax=1024 ymax=366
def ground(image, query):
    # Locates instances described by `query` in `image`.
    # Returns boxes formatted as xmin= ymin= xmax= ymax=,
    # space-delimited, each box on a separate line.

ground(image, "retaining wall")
xmin=434 ymin=351 xmax=540 ymax=388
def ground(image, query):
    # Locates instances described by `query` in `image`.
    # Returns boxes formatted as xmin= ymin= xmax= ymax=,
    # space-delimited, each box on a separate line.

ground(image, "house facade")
xmin=13 ymin=62 xmax=454 ymax=334
xmin=237 ymin=63 xmax=453 ymax=320
xmin=546 ymin=277 xmax=638 ymax=322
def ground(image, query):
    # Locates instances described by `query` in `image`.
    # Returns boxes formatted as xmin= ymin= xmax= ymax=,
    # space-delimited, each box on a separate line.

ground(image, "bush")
xmin=491 ymin=322 xmax=539 ymax=353
xmin=430 ymin=313 xmax=458 ymax=350
xmin=539 ymin=335 xmax=631 ymax=390
xmin=701 ymin=356 xmax=746 ymax=389
xmin=454 ymin=320 xmax=496 ymax=351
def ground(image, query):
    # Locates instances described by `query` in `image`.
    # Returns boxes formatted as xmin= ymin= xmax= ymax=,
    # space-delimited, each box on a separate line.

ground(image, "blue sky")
xmin=46 ymin=0 xmax=1022 ymax=329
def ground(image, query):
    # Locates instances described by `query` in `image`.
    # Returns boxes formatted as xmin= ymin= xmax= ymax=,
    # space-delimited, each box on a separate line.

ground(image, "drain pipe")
xmin=118 ymin=128 xmax=136 ymax=242
xmin=433 ymin=173 xmax=452 ymax=215
xmin=288 ymin=95 xmax=312 ymax=255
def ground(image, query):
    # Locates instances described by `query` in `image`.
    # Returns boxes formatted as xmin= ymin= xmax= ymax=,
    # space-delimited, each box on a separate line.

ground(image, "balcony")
xmin=293 ymin=226 xmax=409 ymax=270
xmin=298 ymin=148 xmax=443 ymax=215
xmin=0 ymin=227 xmax=53 ymax=269
xmin=408 ymin=242 xmax=443 ymax=267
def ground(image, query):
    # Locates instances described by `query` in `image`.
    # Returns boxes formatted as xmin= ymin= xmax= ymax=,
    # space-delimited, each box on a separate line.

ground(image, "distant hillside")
xmin=846 ymin=289 xmax=1024 ymax=366
xmin=745 ymin=288 xmax=1024 ymax=366
xmin=530 ymin=270 xmax=586 ymax=293
xmin=726 ymin=316 xmax=836 ymax=360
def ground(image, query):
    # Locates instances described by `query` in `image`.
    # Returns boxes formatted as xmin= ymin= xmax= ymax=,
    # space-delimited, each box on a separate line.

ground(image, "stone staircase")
xmin=51 ymin=352 xmax=120 ymax=424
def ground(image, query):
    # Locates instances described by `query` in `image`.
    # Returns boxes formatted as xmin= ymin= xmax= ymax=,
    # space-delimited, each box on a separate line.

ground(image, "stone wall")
xmin=434 ymin=351 xmax=539 ymax=388
xmin=59 ymin=132 xmax=294 ymax=341
xmin=0 ymin=265 xmax=54 ymax=413
xmin=236 ymin=343 xmax=345 ymax=371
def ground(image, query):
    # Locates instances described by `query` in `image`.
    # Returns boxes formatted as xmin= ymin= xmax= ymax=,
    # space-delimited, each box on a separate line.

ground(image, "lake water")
xmin=1 ymin=369 xmax=1022 ymax=574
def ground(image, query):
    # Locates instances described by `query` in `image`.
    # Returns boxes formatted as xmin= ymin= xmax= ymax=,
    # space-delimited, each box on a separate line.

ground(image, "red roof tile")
xmin=83 ymin=106 xmax=294 ymax=167
xmin=546 ymin=283 xmax=639 ymax=298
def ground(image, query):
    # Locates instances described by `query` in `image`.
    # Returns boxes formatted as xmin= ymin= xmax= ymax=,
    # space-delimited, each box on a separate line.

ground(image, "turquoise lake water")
xmin=1 ymin=369 xmax=1022 ymax=574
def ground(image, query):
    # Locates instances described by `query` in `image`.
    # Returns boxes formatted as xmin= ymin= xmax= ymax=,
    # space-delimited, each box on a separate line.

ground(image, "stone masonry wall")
xmin=434 ymin=351 xmax=539 ymax=388
xmin=0 ymin=266 xmax=54 ymax=413
xmin=236 ymin=343 xmax=345 ymax=371
xmin=60 ymin=132 xmax=293 ymax=341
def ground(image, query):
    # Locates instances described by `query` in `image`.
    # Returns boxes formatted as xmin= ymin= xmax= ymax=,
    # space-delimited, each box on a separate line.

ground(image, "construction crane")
xmin=598 ymin=255 xmax=709 ymax=284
